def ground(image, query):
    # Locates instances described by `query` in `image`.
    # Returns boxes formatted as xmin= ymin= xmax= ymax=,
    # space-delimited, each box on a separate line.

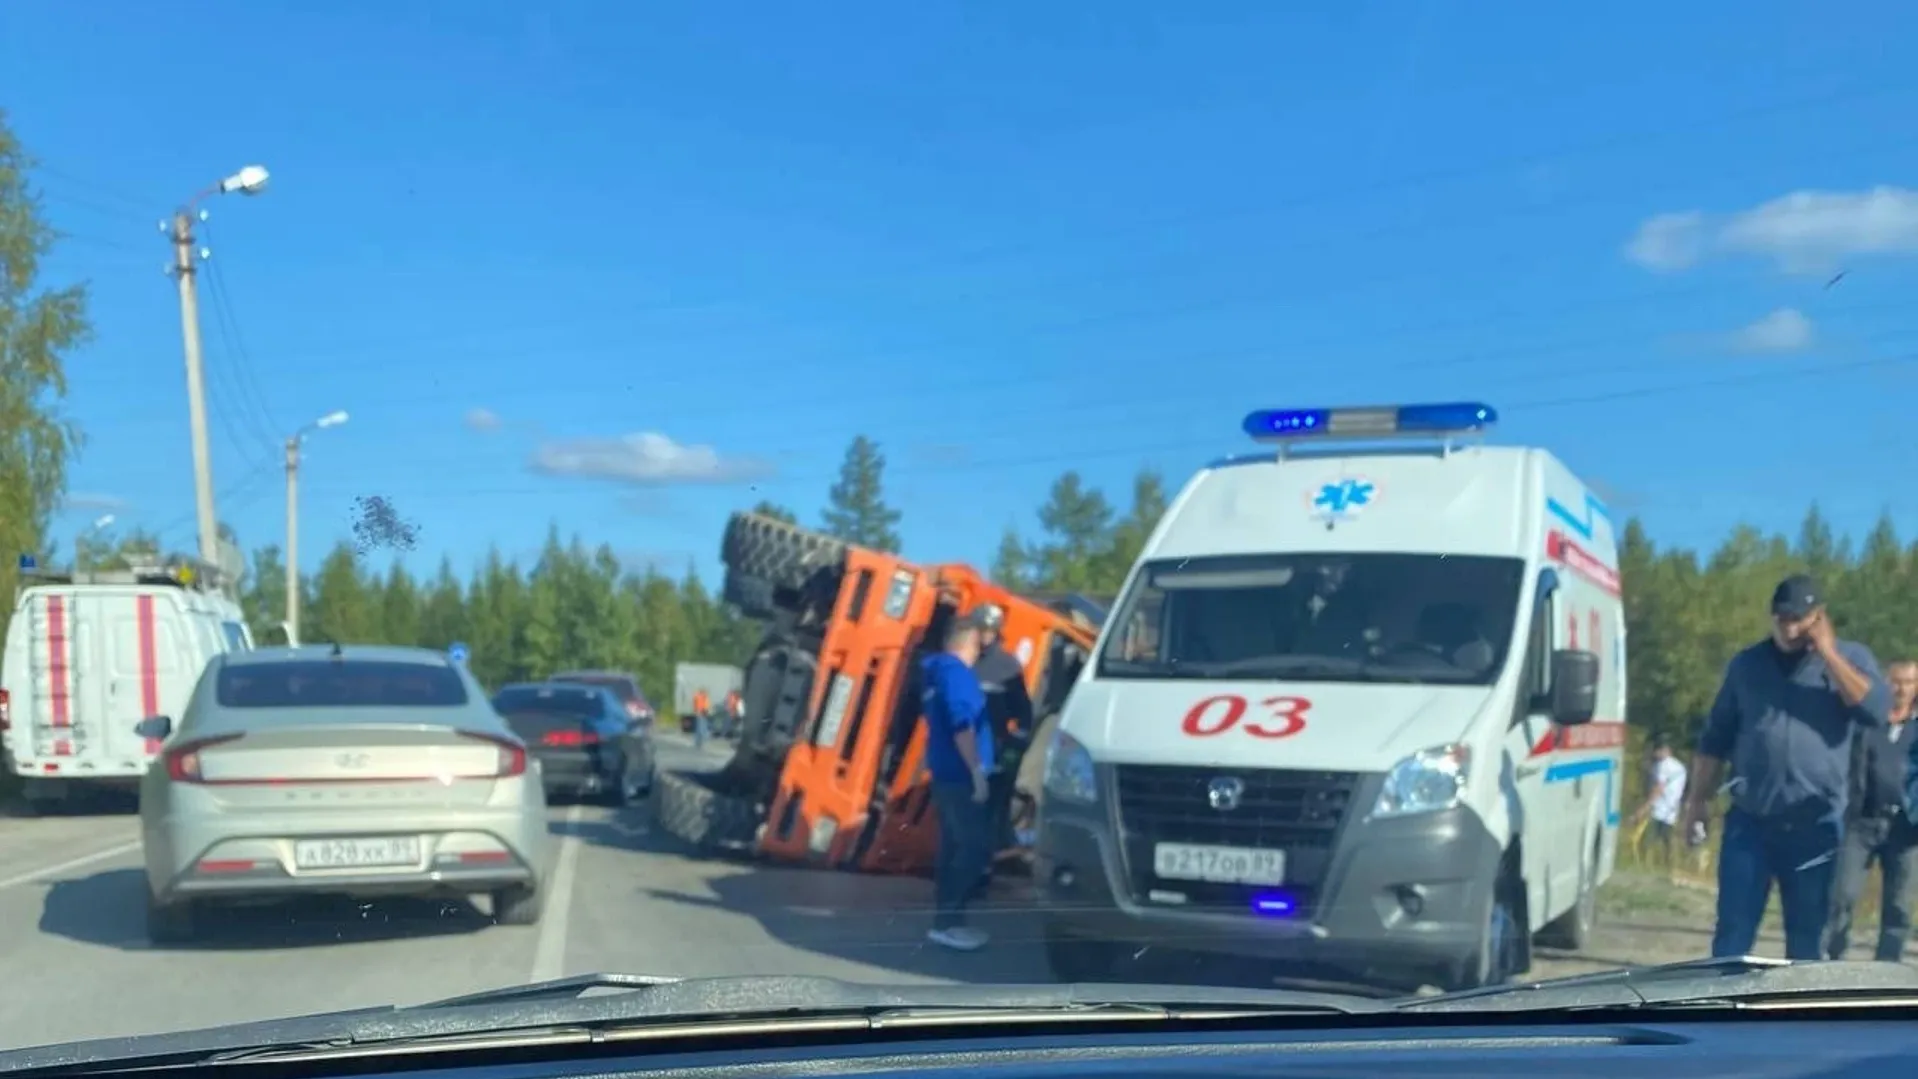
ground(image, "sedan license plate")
xmin=1153 ymin=842 xmax=1285 ymax=885
xmin=293 ymin=836 xmax=422 ymax=870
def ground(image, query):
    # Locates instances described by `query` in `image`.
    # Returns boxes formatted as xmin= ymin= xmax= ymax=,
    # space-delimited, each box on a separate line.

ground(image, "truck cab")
xmin=1033 ymin=402 xmax=1622 ymax=993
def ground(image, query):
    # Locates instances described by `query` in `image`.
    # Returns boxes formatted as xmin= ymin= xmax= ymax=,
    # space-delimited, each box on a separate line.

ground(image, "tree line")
xmin=5 ymin=110 xmax=1913 ymax=745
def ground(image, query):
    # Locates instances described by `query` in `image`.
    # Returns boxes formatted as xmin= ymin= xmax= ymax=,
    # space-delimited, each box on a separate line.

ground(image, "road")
xmin=0 ymin=731 xmax=1736 ymax=1052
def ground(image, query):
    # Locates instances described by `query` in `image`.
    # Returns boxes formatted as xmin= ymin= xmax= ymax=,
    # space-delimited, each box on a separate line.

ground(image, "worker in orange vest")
xmin=724 ymin=689 xmax=743 ymax=738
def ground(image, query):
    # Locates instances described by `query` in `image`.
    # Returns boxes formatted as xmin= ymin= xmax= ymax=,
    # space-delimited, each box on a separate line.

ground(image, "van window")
xmin=1097 ymin=552 xmax=1526 ymax=686
xmin=216 ymin=661 xmax=469 ymax=708
xmin=221 ymin=621 xmax=249 ymax=652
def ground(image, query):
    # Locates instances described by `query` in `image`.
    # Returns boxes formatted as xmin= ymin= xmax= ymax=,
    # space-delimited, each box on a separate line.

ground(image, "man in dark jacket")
xmin=1681 ymin=575 xmax=1892 ymax=960
xmin=971 ymin=603 xmax=1036 ymax=862
xmin=1827 ymin=658 xmax=1918 ymax=960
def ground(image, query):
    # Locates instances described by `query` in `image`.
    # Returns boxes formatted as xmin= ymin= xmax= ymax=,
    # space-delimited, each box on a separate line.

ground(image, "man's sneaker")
xmin=927 ymin=926 xmax=990 ymax=951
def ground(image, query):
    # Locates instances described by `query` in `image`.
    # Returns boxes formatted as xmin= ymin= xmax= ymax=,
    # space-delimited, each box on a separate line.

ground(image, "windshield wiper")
xmin=1398 ymin=955 xmax=1918 ymax=1013
xmin=0 ymin=976 xmax=1380 ymax=1074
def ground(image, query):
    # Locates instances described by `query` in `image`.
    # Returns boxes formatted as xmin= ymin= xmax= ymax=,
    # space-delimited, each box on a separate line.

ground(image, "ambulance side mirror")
xmin=134 ymin=715 xmax=173 ymax=741
xmin=1549 ymin=650 xmax=1599 ymax=726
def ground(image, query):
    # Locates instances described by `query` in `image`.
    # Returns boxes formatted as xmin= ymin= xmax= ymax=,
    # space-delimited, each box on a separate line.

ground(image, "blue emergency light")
xmin=1242 ymin=401 xmax=1498 ymax=443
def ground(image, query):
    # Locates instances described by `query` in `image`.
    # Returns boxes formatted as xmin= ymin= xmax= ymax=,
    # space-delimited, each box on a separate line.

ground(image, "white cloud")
xmin=529 ymin=431 xmax=771 ymax=486
xmin=465 ymin=407 xmax=503 ymax=433
xmin=1624 ymin=212 xmax=1706 ymax=272
xmin=61 ymin=492 xmax=127 ymax=513
xmin=1731 ymin=307 xmax=1815 ymax=354
xmin=1626 ymin=186 xmax=1918 ymax=275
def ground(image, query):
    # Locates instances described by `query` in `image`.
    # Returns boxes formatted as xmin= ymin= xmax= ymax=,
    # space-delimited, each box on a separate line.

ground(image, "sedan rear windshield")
xmin=216 ymin=661 xmax=470 ymax=708
xmin=550 ymin=674 xmax=645 ymax=705
xmin=493 ymin=687 xmax=606 ymax=718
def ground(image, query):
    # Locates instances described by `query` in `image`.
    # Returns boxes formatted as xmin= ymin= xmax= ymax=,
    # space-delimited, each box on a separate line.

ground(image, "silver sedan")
xmin=136 ymin=644 xmax=550 ymax=944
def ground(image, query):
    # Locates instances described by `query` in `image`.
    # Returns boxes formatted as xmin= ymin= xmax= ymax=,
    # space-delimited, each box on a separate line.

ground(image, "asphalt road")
xmin=0 ymin=731 xmax=1662 ymax=1053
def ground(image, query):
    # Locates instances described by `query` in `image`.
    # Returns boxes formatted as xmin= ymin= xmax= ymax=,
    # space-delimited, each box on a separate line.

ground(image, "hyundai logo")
xmin=1207 ymin=776 xmax=1244 ymax=812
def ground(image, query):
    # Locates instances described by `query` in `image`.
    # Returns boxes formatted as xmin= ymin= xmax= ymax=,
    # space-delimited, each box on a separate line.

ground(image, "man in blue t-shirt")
xmin=921 ymin=606 xmax=996 ymax=952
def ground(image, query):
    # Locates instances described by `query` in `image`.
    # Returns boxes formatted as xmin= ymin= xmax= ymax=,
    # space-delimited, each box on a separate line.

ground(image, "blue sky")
xmin=7 ymin=1 xmax=1918 ymax=587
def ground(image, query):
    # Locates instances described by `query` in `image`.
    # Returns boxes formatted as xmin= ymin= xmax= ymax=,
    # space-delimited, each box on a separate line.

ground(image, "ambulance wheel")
xmin=1043 ymin=927 xmax=1123 ymax=983
xmin=1537 ymin=838 xmax=1600 ymax=952
xmin=1441 ymin=867 xmax=1525 ymax=992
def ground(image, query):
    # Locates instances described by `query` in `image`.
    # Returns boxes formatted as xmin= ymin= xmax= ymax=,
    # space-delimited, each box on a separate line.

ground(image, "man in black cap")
xmin=1682 ymin=574 xmax=1892 ymax=959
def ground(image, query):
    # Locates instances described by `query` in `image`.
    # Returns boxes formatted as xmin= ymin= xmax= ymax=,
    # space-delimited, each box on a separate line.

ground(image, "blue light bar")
xmin=1242 ymin=401 xmax=1497 ymax=443
xmin=1250 ymin=891 xmax=1301 ymax=918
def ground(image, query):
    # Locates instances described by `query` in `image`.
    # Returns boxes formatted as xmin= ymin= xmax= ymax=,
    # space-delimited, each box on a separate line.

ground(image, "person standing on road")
xmin=1826 ymin=658 xmax=1918 ymax=961
xmin=690 ymin=687 xmax=711 ymax=750
xmin=1631 ymin=737 xmax=1687 ymax=868
xmin=972 ymin=604 xmax=1036 ymax=867
xmin=1681 ymin=574 xmax=1892 ymax=960
xmin=920 ymin=606 xmax=996 ymax=952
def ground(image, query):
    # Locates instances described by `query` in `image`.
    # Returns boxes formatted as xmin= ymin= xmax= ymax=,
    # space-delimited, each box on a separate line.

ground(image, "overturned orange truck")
xmin=653 ymin=511 xmax=1104 ymax=874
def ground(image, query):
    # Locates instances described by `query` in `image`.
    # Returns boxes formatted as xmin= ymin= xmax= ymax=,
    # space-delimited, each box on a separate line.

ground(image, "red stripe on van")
xmin=1527 ymin=720 xmax=1626 ymax=758
xmin=137 ymin=595 xmax=160 ymax=753
xmin=47 ymin=596 xmax=70 ymax=729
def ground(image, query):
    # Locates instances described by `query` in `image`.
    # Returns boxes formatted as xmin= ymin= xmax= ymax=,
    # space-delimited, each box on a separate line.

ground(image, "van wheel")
xmin=1444 ymin=872 xmax=1524 ymax=991
xmin=492 ymin=884 xmax=544 ymax=926
xmin=1043 ymin=928 xmax=1123 ymax=982
xmin=1537 ymin=841 xmax=1599 ymax=952
xmin=145 ymin=895 xmax=197 ymax=945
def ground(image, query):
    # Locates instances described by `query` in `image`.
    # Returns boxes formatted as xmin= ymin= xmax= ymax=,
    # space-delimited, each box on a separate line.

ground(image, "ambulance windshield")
xmin=1097 ymin=552 xmax=1526 ymax=686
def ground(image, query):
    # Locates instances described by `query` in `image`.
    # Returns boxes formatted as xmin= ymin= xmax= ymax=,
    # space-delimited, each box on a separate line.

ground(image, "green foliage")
xmin=240 ymin=530 xmax=763 ymax=704
xmin=820 ymin=435 xmax=902 ymax=552
xmin=0 ymin=110 xmax=88 ymax=647
xmin=751 ymin=500 xmax=798 ymax=524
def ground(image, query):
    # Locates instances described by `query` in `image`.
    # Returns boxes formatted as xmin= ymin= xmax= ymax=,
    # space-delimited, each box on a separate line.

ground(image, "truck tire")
xmin=653 ymin=769 xmax=760 ymax=853
xmin=720 ymin=512 xmax=847 ymax=593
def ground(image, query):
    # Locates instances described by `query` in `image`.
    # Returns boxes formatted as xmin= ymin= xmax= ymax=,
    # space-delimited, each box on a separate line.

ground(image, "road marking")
xmin=0 ymin=839 xmax=140 ymax=891
xmin=528 ymin=803 xmax=583 ymax=983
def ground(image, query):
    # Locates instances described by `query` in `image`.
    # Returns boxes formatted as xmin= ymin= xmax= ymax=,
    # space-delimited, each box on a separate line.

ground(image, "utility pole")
xmin=170 ymin=211 xmax=219 ymax=568
xmin=285 ymin=435 xmax=301 ymax=643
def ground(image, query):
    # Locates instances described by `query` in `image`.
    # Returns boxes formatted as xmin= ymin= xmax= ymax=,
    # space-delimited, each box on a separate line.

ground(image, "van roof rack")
xmin=17 ymin=553 xmax=230 ymax=594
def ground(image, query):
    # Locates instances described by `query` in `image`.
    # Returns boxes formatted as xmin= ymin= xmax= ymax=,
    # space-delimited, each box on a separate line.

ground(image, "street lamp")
xmin=285 ymin=410 xmax=348 ymax=646
xmin=168 ymin=164 xmax=272 ymax=573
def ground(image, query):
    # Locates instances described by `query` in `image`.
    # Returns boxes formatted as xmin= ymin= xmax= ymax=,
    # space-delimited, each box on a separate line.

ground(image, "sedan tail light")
xmin=165 ymin=734 xmax=245 ymax=783
xmin=540 ymin=729 xmax=599 ymax=747
xmin=459 ymin=732 xmax=527 ymax=778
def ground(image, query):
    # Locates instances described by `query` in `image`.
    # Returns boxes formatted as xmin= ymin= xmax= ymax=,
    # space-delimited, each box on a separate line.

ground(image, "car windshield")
xmin=1099 ymin=553 xmax=1526 ymax=685
xmin=215 ymin=661 xmax=470 ymax=709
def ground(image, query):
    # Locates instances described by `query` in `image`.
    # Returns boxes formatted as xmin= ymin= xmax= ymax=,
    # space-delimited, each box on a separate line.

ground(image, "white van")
xmin=1034 ymin=402 xmax=1624 ymax=993
xmin=1 ymin=560 xmax=254 ymax=811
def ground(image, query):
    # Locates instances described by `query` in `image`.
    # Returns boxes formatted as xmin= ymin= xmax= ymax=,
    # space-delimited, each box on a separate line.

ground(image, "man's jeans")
xmin=931 ymin=781 xmax=991 ymax=931
xmin=1712 ymin=807 xmax=1841 ymax=960
xmin=1826 ymin=815 xmax=1918 ymax=961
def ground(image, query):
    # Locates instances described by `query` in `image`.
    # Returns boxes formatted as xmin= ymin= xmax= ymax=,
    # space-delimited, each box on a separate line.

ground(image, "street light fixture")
xmin=285 ymin=410 xmax=348 ymax=645
xmin=168 ymin=164 xmax=271 ymax=575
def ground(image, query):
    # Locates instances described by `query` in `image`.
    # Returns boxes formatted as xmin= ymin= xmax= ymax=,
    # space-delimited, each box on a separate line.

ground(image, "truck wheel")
xmin=145 ymin=895 xmax=197 ymax=945
xmin=721 ymin=571 xmax=779 ymax=621
xmin=720 ymin=512 xmax=847 ymax=593
xmin=1043 ymin=927 xmax=1124 ymax=982
xmin=654 ymin=769 xmax=760 ymax=853
xmin=1537 ymin=839 xmax=1600 ymax=952
xmin=492 ymin=884 xmax=544 ymax=926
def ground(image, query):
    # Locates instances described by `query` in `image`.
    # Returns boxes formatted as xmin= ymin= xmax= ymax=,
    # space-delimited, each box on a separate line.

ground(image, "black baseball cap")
xmin=1771 ymin=574 xmax=1823 ymax=619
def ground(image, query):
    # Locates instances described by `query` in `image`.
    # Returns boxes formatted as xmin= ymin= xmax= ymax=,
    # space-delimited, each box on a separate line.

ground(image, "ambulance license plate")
xmin=1153 ymin=842 xmax=1285 ymax=885
xmin=294 ymin=836 xmax=422 ymax=870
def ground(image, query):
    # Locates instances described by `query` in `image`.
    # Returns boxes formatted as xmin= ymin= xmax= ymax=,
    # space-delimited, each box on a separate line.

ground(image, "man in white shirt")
xmin=1827 ymin=659 xmax=1918 ymax=960
xmin=1635 ymin=736 xmax=1688 ymax=865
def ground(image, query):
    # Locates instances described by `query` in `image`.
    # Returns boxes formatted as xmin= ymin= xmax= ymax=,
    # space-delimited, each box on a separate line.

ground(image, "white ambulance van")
xmin=1 ymin=559 xmax=254 ymax=811
xmin=1034 ymin=402 xmax=1624 ymax=993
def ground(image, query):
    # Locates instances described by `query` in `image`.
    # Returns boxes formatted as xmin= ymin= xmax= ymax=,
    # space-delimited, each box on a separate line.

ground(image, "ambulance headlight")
xmin=1371 ymin=744 xmax=1471 ymax=819
xmin=1044 ymin=730 xmax=1098 ymax=805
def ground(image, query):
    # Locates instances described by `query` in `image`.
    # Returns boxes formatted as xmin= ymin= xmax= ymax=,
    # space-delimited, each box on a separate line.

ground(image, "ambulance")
xmin=1 ymin=558 xmax=254 ymax=812
xmin=1033 ymin=402 xmax=1624 ymax=993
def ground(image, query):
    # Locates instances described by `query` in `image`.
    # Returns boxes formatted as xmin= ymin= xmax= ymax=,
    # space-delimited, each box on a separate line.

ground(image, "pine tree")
xmin=820 ymin=435 xmax=902 ymax=552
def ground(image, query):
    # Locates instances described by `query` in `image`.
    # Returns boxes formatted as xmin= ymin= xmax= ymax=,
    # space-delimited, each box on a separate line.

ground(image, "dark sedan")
xmin=490 ymin=682 xmax=656 ymax=805
xmin=548 ymin=669 xmax=657 ymax=727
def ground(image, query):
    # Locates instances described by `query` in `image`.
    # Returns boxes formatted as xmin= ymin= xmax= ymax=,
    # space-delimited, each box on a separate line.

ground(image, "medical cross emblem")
xmin=1312 ymin=479 xmax=1375 ymax=520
